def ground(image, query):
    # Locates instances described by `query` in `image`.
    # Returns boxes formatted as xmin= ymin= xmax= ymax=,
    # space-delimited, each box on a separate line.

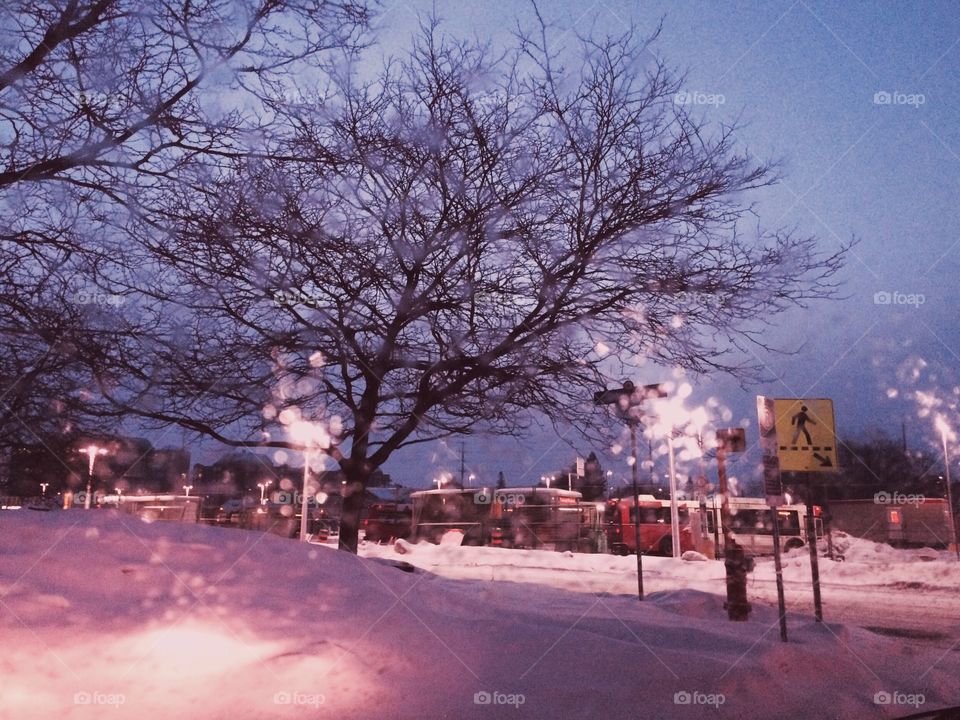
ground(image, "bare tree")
xmin=95 ymin=19 xmax=848 ymax=552
xmin=0 ymin=0 xmax=373 ymax=454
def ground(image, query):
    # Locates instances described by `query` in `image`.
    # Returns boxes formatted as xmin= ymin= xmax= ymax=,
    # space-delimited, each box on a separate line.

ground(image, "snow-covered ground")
xmin=363 ymin=531 xmax=960 ymax=647
xmin=2 ymin=510 xmax=958 ymax=719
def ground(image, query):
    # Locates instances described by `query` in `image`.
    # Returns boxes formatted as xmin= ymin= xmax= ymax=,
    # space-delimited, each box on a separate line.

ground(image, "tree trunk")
xmin=337 ymin=465 xmax=368 ymax=554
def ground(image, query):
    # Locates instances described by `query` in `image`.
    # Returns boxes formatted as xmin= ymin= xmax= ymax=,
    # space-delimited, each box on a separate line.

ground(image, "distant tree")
xmin=574 ymin=452 xmax=606 ymax=501
xmin=821 ymin=431 xmax=943 ymax=500
xmin=93 ymin=18 xmax=849 ymax=553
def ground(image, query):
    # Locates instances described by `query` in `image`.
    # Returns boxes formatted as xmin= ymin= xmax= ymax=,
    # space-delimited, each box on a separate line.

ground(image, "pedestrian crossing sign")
xmin=772 ymin=398 xmax=838 ymax=472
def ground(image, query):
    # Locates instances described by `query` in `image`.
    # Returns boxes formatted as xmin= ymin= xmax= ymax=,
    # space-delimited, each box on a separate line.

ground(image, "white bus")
xmin=697 ymin=497 xmax=821 ymax=555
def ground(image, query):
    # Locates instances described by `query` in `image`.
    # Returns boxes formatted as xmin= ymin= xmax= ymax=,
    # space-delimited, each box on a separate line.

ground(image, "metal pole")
xmin=85 ymin=453 xmax=95 ymax=510
xmin=717 ymin=446 xmax=731 ymax=557
xmin=942 ymin=430 xmax=959 ymax=560
xmin=770 ymin=506 xmax=788 ymax=641
xmin=300 ymin=452 xmax=310 ymax=541
xmin=712 ymin=494 xmax=720 ymax=559
xmin=667 ymin=433 xmax=681 ymax=558
xmin=630 ymin=422 xmax=644 ymax=601
xmin=807 ymin=499 xmax=823 ymax=621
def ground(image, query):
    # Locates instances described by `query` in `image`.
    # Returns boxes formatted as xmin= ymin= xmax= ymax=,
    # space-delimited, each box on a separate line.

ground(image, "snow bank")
xmin=2 ymin=511 xmax=958 ymax=719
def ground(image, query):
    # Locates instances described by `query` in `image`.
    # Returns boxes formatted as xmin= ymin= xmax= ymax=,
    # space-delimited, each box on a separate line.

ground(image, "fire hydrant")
xmin=724 ymin=538 xmax=754 ymax=621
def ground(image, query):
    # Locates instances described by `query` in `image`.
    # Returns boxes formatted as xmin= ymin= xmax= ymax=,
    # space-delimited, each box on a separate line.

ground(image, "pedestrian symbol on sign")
xmin=790 ymin=405 xmax=814 ymax=446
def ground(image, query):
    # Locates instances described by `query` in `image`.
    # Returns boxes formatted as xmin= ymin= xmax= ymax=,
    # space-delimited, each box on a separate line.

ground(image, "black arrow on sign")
xmin=812 ymin=452 xmax=832 ymax=467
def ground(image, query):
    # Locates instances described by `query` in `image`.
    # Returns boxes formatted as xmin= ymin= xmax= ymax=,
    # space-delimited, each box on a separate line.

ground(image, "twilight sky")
xmin=355 ymin=0 xmax=960 ymax=490
xmin=169 ymin=1 xmax=959 ymax=492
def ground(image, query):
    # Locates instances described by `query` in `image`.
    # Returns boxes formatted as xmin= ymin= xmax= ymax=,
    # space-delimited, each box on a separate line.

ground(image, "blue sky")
xmin=354 ymin=0 xmax=960 ymax=490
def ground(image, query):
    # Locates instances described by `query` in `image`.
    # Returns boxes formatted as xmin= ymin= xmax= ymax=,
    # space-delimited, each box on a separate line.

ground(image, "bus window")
xmin=776 ymin=510 xmax=802 ymax=536
xmin=729 ymin=509 xmax=770 ymax=535
xmin=629 ymin=506 xmax=661 ymax=524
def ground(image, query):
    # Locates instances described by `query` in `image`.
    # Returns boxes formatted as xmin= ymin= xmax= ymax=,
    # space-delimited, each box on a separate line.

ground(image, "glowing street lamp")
xmin=39 ymin=482 xmax=49 ymax=498
xmin=182 ymin=484 xmax=193 ymax=496
xmin=78 ymin=445 xmax=108 ymax=510
xmin=935 ymin=416 xmax=960 ymax=560
xmin=257 ymin=480 xmax=272 ymax=505
xmin=289 ymin=419 xmax=332 ymax=541
xmin=650 ymin=396 xmax=691 ymax=559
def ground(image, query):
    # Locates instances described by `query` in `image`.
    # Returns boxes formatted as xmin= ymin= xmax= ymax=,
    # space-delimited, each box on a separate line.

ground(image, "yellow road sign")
xmin=772 ymin=398 xmax=838 ymax=472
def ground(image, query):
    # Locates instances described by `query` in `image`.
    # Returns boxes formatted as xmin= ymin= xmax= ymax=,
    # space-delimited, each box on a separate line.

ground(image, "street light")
xmin=650 ymin=397 xmax=690 ymax=559
xmin=289 ymin=419 xmax=333 ymax=542
xmin=115 ymin=487 xmax=123 ymax=503
xmin=935 ymin=416 xmax=960 ymax=560
xmin=78 ymin=445 xmax=108 ymax=510
xmin=40 ymin=482 xmax=49 ymax=498
xmin=257 ymin=480 xmax=272 ymax=504
xmin=182 ymin=484 xmax=193 ymax=496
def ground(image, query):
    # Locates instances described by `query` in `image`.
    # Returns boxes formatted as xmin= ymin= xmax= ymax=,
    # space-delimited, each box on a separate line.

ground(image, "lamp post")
xmin=115 ymin=487 xmax=123 ymax=504
xmin=594 ymin=381 xmax=669 ymax=601
xmin=665 ymin=430 xmax=681 ymax=558
xmin=258 ymin=480 xmax=272 ymax=505
xmin=40 ymin=482 xmax=49 ymax=498
xmin=78 ymin=445 xmax=108 ymax=509
xmin=936 ymin=418 xmax=960 ymax=560
xmin=289 ymin=419 xmax=333 ymax=542
xmin=650 ymin=397 xmax=688 ymax=559
xmin=182 ymin=484 xmax=193 ymax=497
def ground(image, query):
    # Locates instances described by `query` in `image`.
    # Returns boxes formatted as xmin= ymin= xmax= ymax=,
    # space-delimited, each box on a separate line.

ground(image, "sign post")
xmin=763 ymin=396 xmax=839 ymax=625
xmin=757 ymin=395 xmax=788 ymax=641
xmin=594 ymin=381 xmax=669 ymax=601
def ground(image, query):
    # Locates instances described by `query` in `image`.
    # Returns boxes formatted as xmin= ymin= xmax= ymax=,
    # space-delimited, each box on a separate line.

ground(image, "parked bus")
xmin=705 ymin=498 xmax=820 ymax=555
xmin=410 ymin=489 xmax=493 ymax=545
xmin=604 ymin=496 xmax=819 ymax=557
xmin=489 ymin=487 xmax=604 ymax=552
xmin=409 ymin=487 xmax=605 ymax=552
xmin=603 ymin=495 xmax=697 ymax=556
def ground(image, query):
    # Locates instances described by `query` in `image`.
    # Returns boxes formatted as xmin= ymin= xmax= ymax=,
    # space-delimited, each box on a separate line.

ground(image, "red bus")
xmin=604 ymin=495 xmax=696 ymax=556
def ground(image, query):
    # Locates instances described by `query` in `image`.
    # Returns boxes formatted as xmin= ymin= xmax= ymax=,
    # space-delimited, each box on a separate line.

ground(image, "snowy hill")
xmin=1 ymin=510 xmax=957 ymax=719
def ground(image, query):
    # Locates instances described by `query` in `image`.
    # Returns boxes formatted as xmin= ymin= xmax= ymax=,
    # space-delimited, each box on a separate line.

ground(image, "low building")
xmin=828 ymin=498 xmax=957 ymax=548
